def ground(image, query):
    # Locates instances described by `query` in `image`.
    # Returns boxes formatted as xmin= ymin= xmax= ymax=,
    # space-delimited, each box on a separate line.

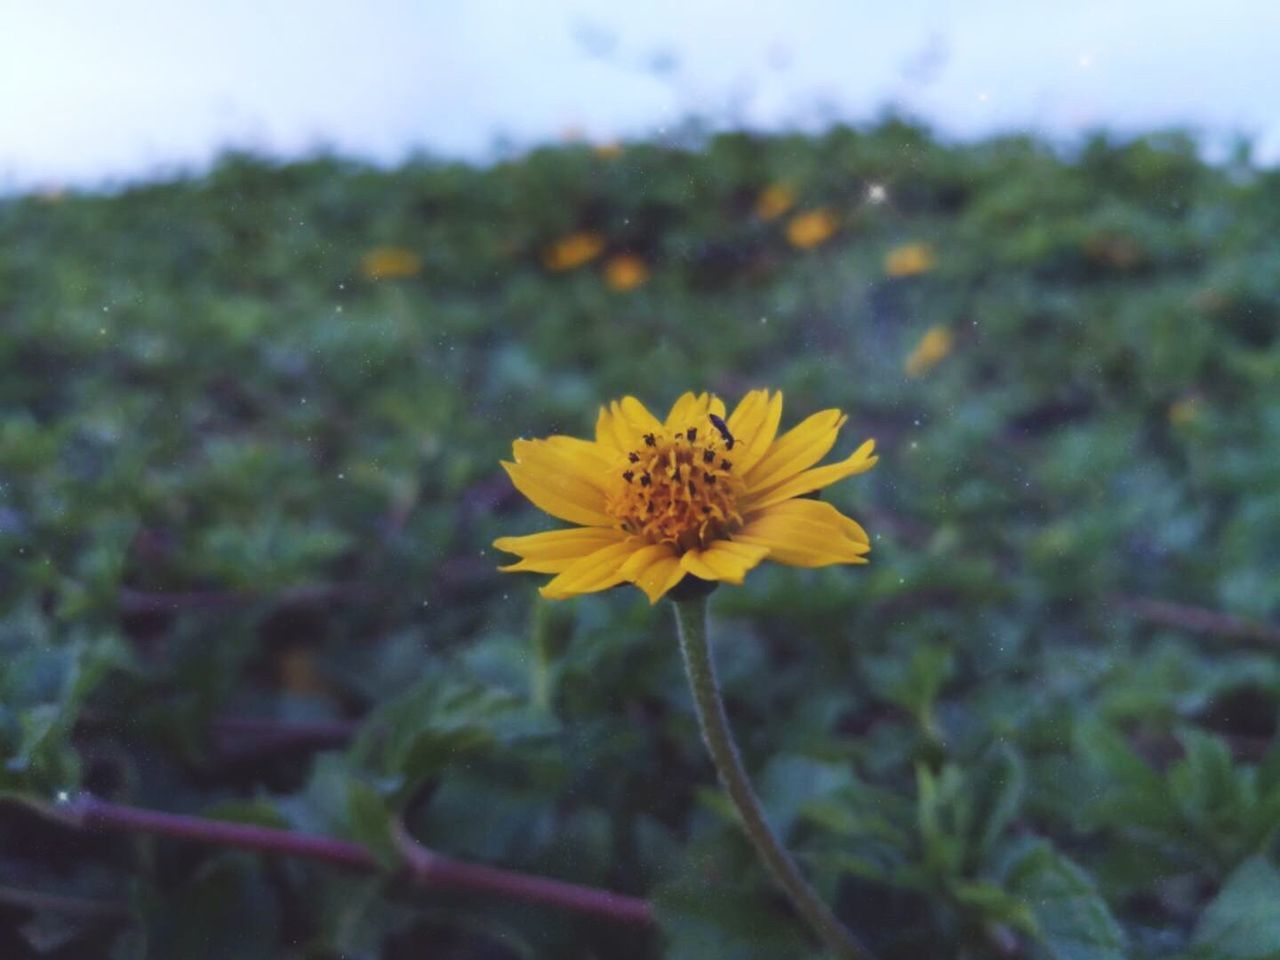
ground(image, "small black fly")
xmin=708 ymin=413 xmax=735 ymax=450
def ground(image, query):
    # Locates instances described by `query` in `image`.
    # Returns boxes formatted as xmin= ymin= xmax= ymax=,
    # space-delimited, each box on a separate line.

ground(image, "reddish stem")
xmin=211 ymin=717 xmax=359 ymax=760
xmin=1113 ymin=595 xmax=1280 ymax=646
xmin=64 ymin=795 xmax=652 ymax=927
xmin=117 ymin=583 xmax=376 ymax=614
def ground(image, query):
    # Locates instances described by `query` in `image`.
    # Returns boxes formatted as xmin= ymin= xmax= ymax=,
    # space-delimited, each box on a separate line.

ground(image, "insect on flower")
xmin=708 ymin=413 xmax=735 ymax=450
xmin=494 ymin=390 xmax=878 ymax=603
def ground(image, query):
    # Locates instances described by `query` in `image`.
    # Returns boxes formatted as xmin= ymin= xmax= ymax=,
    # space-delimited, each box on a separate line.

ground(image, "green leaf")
xmin=971 ymin=743 xmax=1026 ymax=858
xmin=1073 ymin=718 xmax=1178 ymax=832
xmin=951 ymin=879 xmax=1036 ymax=931
xmin=1189 ymin=857 xmax=1280 ymax=959
xmin=1170 ymin=729 xmax=1242 ymax=827
xmin=346 ymin=780 xmax=400 ymax=870
xmin=201 ymin=799 xmax=291 ymax=831
xmin=653 ymin=874 xmax=814 ymax=960
xmin=995 ymin=839 xmax=1127 ymax=960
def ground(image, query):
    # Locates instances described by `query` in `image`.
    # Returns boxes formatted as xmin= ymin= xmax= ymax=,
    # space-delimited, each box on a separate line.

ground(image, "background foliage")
xmin=2 ymin=120 xmax=1279 ymax=958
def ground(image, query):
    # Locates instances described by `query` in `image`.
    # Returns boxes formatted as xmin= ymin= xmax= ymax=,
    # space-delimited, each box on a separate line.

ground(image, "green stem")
xmin=672 ymin=597 xmax=877 ymax=960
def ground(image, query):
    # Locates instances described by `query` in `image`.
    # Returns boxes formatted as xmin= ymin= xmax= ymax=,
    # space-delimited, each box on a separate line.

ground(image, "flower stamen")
xmin=607 ymin=416 xmax=745 ymax=552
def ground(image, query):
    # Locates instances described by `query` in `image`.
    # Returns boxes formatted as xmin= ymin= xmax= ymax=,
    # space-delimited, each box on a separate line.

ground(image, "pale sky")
xmin=2 ymin=0 xmax=1277 ymax=191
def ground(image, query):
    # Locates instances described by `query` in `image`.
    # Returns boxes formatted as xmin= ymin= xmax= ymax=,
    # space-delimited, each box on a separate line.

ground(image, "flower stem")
xmin=672 ymin=597 xmax=876 ymax=960
xmin=40 ymin=794 xmax=653 ymax=927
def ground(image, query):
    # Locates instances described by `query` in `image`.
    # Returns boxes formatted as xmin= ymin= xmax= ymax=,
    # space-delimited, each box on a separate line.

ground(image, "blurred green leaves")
xmin=1 ymin=120 xmax=1278 ymax=957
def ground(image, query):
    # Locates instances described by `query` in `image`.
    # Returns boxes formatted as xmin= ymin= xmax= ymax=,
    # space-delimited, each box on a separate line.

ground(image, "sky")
xmin=2 ymin=0 xmax=1278 ymax=191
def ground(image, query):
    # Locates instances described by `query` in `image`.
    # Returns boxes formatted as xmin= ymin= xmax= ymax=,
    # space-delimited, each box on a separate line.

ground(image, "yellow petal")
xmin=664 ymin=391 xmax=704 ymax=430
xmin=617 ymin=396 xmax=664 ymax=437
xmin=744 ymin=408 xmax=846 ymax=493
xmin=619 ymin=542 xmax=686 ymax=603
xmin=502 ymin=460 xmax=613 ymax=527
xmin=734 ymin=499 xmax=870 ymax=568
xmin=743 ymin=439 xmax=878 ymax=511
xmin=539 ymin=540 xmax=640 ymax=599
xmin=596 ymin=404 xmax=636 ymax=452
xmin=664 ymin=392 xmax=729 ymax=437
xmin=494 ymin=527 xmax=626 ymax=573
xmin=726 ymin=389 xmax=784 ymax=474
xmin=513 ymin=437 xmax=612 ymax=493
xmin=543 ymin=434 xmax=614 ymax=466
xmin=679 ymin=539 xmax=770 ymax=585
xmin=635 ymin=556 xmax=686 ymax=603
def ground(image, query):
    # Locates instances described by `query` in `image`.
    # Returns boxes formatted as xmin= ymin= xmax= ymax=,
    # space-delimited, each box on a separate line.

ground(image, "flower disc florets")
xmin=608 ymin=425 xmax=745 ymax=552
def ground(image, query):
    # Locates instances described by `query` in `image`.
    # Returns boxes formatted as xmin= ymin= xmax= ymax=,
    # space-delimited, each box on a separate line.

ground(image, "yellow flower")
xmin=594 ymin=141 xmax=624 ymax=159
xmin=904 ymin=325 xmax=953 ymax=377
xmin=604 ymin=254 xmax=649 ymax=292
xmin=756 ymin=183 xmax=796 ymax=221
xmin=884 ymin=243 xmax=936 ymax=277
xmin=543 ymin=232 xmax=606 ymax=272
xmin=360 ymin=246 xmax=421 ymax=280
xmin=1083 ymin=234 xmax=1142 ymax=270
xmin=785 ymin=209 xmax=838 ymax=249
xmin=1168 ymin=394 xmax=1200 ymax=426
xmin=494 ymin=390 xmax=877 ymax=604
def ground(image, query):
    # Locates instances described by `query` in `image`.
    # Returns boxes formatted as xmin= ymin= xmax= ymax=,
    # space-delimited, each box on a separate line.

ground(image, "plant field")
xmin=2 ymin=121 xmax=1279 ymax=958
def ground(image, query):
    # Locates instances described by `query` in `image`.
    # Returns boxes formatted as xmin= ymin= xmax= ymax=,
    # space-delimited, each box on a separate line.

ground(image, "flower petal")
xmin=635 ymin=556 xmax=686 ymax=604
xmin=742 ymin=439 xmax=878 ymax=511
xmin=596 ymin=404 xmax=636 ymax=452
xmin=618 ymin=396 xmax=664 ymax=437
xmin=494 ymin=526 xmax=626 ymax=573
xmin=726 ymin=389 xmax=784 ymax=474
xmin=679 ymin=539 xmax=770 ymax=584
xmin=619 ymin=542 xmax=686 ymax=603
xmin=502 ymin=459 xmax=613 ymax=527
xmin=664 ymin=391 xmax=706 ymax=430
xmin=665 ymin=391 xmax=728 ymax=436
xmin=539 ymin=540 xmax=641 ymax=599
xmin=734 ymin=499 xmax=870 ymax=568
xmin=513 ymin=437 xmax=612 ymax=493
xmin=744 ymin=408 xmax=847 ymax=493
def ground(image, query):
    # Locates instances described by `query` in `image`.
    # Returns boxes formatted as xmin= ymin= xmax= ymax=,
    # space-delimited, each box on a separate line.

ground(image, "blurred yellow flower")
xmin=785 ymin=209 xmax=837 ymax=249
xmin=1191 ymin=288 xmax=1226 ymax=313
xmin=594 ymin=141 xmax=624 ymax=159
xmin=278 ymin=646 xmax=331 ymax=695
xmin=755 ymin=183 xmax=796 ymax=221
xmin=904 ymin=326 xmax=953 ymax=377
xmin=494 ymin=390 xmax=877 ymax=603
xmin=360 ymin=246 xmax=421 ymax=280
xmin=1084 ymin=234 xmax=1142 ymax=270
xmin=1168 ymin=394 xmax=1200 ymax=426
xmin=543 ymin=232 xmax=606 ymax=272
xmin=604 ymin=254 xmax=649 ymax=292
xmin=884 ymin=243 xmax=936 ymax=277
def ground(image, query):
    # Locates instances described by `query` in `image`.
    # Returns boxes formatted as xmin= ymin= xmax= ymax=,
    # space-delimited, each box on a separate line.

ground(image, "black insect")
xmin=708 ymin=413 xmax=735 ymax=450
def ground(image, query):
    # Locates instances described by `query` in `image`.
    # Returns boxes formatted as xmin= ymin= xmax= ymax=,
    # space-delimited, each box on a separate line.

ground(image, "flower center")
xmin=606 ymin=422 xmax=744 ymax=552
